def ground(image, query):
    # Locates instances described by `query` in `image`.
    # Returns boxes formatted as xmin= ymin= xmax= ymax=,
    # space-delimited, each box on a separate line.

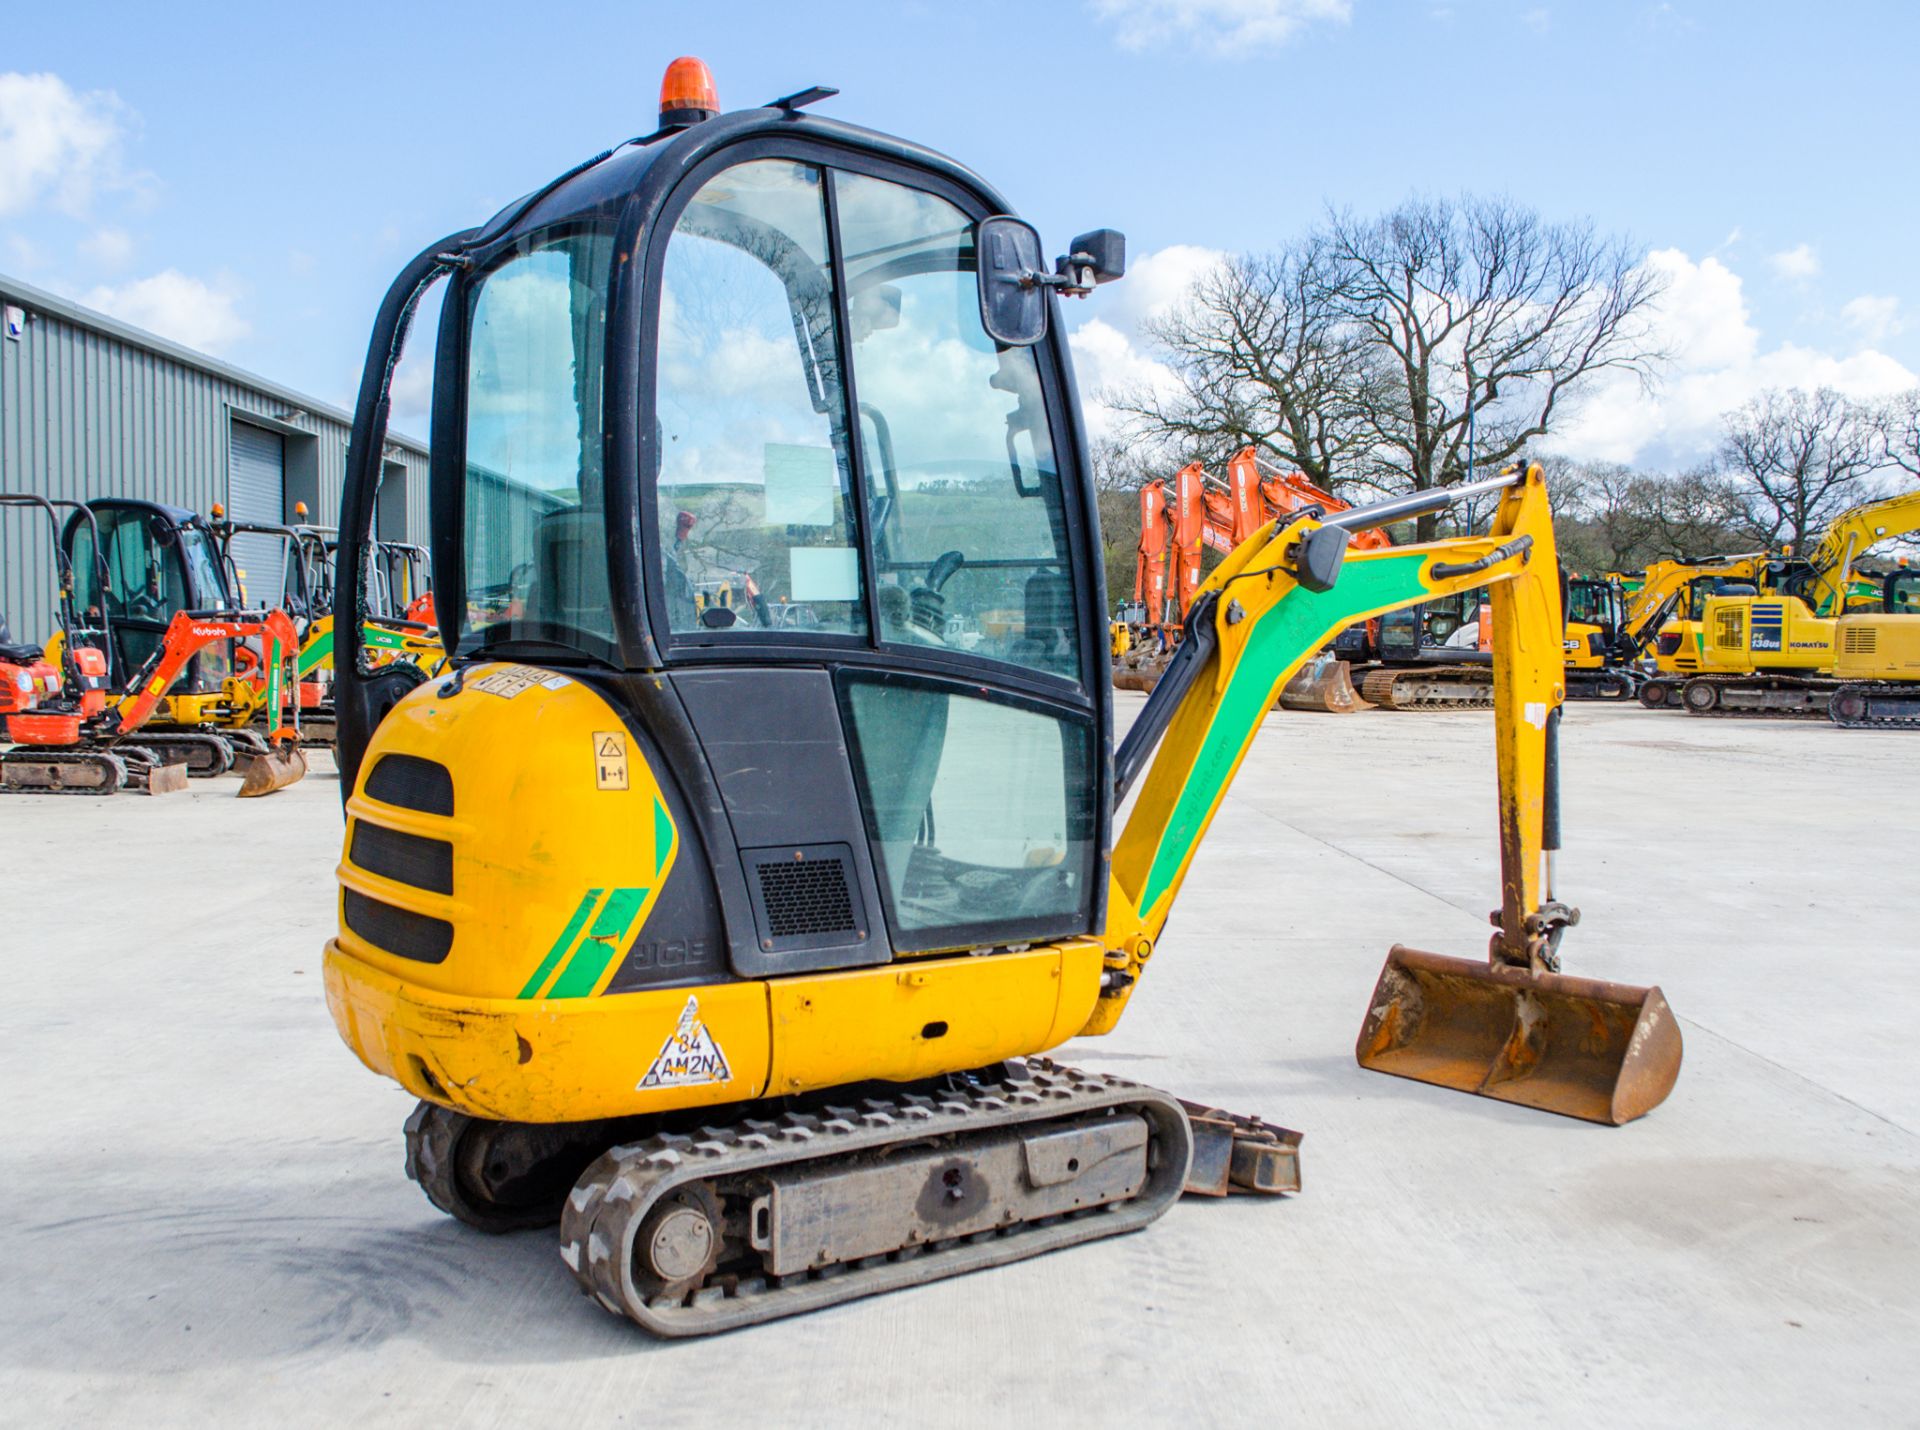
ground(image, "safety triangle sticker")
xmin=637 ymin=995 xmax=732 ymax=1089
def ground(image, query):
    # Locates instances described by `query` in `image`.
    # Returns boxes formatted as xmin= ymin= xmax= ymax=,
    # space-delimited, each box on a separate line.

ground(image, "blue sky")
xmin=4 ymin=0 xmax=1915 ymax=466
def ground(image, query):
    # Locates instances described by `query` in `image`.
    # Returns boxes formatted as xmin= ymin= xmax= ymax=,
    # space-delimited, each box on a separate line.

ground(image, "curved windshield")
xmin=836 ymin=172 xmax=1080 ymax=683
xmin=460 ymin=228 xmax=615 ymax=653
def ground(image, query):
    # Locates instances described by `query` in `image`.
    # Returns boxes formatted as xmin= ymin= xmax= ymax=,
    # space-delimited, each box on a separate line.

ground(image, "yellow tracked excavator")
xmin=321 ymin=60 xmax=1682 ymax=1337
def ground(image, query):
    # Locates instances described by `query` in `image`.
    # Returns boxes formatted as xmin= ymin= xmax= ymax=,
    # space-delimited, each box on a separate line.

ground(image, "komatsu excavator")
xmin=322 ymin=61 xmax=1681 ymax=1337
xmin=1825 ymin=566 xmax=1920 ymax=728
xmin=1676 ymin=489 xmax=1920 ymax=717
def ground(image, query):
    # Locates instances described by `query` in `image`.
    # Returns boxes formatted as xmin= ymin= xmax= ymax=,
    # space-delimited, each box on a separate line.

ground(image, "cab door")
xmin=641 ymin=150 xmax=1105 ymax=959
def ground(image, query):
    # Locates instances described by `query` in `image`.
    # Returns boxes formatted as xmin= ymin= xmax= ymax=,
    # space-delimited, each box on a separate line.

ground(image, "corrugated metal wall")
xmin=0 ymin=275 xmax=429 ymax=645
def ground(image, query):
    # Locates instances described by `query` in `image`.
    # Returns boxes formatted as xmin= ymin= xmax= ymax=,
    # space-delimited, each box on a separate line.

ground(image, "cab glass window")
xmin=461 ymin=228 xmax=615 ymax=653
xmin=834 ymin=171 xmax=1080 ymax=683
xmin=655 ymin=160 xmax=865 ymax=638
xmin=840 ymin=675 xmax=1095 ymax=952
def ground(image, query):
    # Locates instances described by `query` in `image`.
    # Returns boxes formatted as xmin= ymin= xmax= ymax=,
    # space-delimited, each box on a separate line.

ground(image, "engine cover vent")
xmin=1844 ymin=626 xmax=1877 ymax=655
xmin=741 ymin=843 xmax=867 ymax=954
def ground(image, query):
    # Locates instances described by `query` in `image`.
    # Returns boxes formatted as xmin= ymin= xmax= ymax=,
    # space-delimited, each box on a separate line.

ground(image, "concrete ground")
xmin=3 ymin=702 xmax=1915 ymax=1427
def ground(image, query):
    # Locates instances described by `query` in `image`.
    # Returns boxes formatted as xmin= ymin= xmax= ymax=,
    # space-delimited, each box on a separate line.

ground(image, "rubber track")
xmin=1829 ymin=683 xmax=1920 ymax=730
xmin=1 ymin=748 xmax=126 ymax=795
xmin=1359 ymin=665 xmax=1493 ymax=711
xmin=558 ymin=1060 xmax=1192 ymax=1337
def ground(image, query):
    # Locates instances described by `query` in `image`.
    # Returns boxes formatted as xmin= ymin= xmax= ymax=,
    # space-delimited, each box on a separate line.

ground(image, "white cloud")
xmin=1549 ymin=248 xmax=1916 ymax=466
xmin=1090 ymin=0 xmax=1351 ymax=55
xmin=1063 ymin=244 xmax=1227 ymax=438
xmin=79 ymin=226 xmax=134 ymax=268
xmin=1841 ymin=294 xmax=1903 ymax=345
xmin=1768 ymin=242 xmax=1819 ymax=282
xmin=0 ymin=71 xmax=130 ymax=217
xmin=1521 ymin=7 xmax=1550 ymax=33
xmin=81 ymin=270 xmax=249 ymax=355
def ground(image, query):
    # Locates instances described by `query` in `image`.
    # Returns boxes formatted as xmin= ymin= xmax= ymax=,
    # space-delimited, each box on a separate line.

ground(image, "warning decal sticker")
xmin=469 ymin=665 xmax=546 ymax=698
xmin=594 ymin=730 xmax=629 ymax=790
xmin=638 ymin=996 xmax=732 ymax=1089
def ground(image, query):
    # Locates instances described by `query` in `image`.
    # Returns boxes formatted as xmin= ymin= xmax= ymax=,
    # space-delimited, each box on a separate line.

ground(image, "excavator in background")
xmin=1631 ymin=554 xmax=1766 ymax=706
xmin=1828 ymin=566 xmax=1920 ymax=727
xmin=210 ymin=509 xmax=446 ymax=746
xmin=321 ymin=64 xmax=1681 ymax=1338
xmin=1116 ymin=447 xmax=1389 ymax=710
xmin=48 ymin=497 xmax=307 ymax=790
xmin=1 ymin=493 xmax=186 ymax=794
xmin=1561 ymin=576 xmax=1643 ymax=700
xmin=1671 ymin=489 xmax=1920 ymax=717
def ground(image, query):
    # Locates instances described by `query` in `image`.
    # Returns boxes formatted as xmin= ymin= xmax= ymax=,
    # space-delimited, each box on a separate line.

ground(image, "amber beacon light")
xmin=659 ymin=57 xmax=720 ymax=129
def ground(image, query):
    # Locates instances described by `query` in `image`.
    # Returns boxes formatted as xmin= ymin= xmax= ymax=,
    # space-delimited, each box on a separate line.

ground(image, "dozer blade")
xmin=1277 ymin=654 xmax=1366 ymax=713
xmin=236 ymin=743 xmax=308 ymax=797
xmin=1356 ymin=945 xmax=1682 ymax=1125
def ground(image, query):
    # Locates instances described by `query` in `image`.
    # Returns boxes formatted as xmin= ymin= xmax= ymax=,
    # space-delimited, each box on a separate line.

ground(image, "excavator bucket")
xmin=1356 ymin=946 xmax=1682 ymax=1125
xmin=236 ymin=742 xmax=309 ymax=797
xmin=1277 ymin=653 xmax=1366 ymax=713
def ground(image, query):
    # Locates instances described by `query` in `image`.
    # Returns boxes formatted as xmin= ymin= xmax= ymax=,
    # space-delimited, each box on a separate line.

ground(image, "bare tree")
xmin=1716 ymin=387 xmax=1885 ymax=552
xmin=1882 ymin=388 xmax=1920 ymax=479
xmin=1325 ymin=195 xmax=1667 ymax=537
xmin=1108 ymin=242 xmax=1375 ymax=489
xmin=1118 ymin=194 xmax=1667 ymax=538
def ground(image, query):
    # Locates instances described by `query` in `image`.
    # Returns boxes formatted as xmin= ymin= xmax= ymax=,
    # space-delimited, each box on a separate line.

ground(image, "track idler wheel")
xmin=1681 ymin=678 xmax=1720 ymax=714
xmin=1637 ymin=679 xmax=1674 ymax=709
xmin=404 ymin=1102 xmax=618 ymax=1234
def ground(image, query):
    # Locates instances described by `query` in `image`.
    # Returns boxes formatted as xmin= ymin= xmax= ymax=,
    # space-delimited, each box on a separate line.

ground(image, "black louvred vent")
xmin=741 ymin=843 xmax=866 ymax=953
xmin=364 ymin=753 xmax=454 ymax=816
xmin=350 ymin=820 xmax=453 ymax=895
xmin=344 ymin=888 xmax=453 ymax=964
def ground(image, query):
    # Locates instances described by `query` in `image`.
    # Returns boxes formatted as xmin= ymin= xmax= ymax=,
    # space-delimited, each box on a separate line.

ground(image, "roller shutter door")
xmin=229 ymin=421 xmax=286 ymax=608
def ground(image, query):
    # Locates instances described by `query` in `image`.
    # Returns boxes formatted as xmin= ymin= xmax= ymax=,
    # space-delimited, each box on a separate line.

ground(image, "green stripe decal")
xmin=1138 ymin=552 xmax=1432 ymax=914
xmin=298 ymin=629 xmax=334 ymax=677
xmin=654 ymin=798 xmax=674 ymax=875
xmin=517 ymin=889 xmax=603 ymax=999
xmin=545 ymin=886 xmax=650 ymax=999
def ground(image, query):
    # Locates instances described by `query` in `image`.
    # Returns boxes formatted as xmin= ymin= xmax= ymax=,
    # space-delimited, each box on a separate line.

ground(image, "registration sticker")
xmin=638 ymin=996 xmax=732 ymax=1089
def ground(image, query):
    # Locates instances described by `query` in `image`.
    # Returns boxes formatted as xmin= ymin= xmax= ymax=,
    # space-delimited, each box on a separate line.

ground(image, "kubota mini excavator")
xmin=322 ymin=61 xmax=1681 ymax=1337
xmin=48 ymin=498 xmax=308 ymax=792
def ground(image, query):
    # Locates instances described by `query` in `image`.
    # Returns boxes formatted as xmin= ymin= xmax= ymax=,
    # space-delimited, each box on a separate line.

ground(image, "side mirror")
xmin=976 ymin=216 xmax=1047 ymax=347
xmin=1063 ymin=228 xmax=1126 ymax=286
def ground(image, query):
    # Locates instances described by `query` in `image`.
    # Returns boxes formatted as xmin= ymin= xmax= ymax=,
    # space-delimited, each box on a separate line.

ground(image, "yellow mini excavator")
xmin=322 ymin=61 xmax=1682 ymax=1337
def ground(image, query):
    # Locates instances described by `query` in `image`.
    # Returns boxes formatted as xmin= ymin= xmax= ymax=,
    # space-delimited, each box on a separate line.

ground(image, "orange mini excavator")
xmin=1115 ymin=447 xmax=1389 ymax=709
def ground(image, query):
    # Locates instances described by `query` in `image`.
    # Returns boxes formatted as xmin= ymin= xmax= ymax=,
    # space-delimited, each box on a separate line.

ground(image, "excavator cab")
xmin=65 ymin=499 xmax=233 ymax=693
xmin=325 ymin=62 xmax=1678 ymax=1337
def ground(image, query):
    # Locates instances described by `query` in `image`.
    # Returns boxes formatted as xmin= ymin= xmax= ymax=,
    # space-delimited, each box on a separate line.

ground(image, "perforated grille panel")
xmin=757 ymin=857 xmax=855 ymax=938
xmin=1844 ymin=626 xmax=1877 ymax=655
xmin=740 ymin=843 xmax=867 ymax=953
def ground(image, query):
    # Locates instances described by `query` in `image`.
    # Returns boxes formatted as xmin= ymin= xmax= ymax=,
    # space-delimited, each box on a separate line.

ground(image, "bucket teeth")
xmin=1356 ymin=945 xmax=1683 ymax=1125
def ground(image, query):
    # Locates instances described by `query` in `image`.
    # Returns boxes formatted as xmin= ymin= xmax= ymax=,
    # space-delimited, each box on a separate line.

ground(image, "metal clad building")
xmin=0 ymin=273 xmax=428 ymax=642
